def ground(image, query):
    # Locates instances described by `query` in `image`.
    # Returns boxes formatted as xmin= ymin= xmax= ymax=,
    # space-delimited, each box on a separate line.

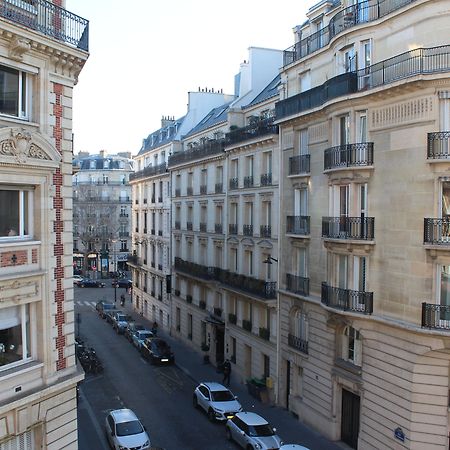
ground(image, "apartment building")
xmin=72 ymin=151 xmax=134 ymax=277
xmin=0 ymin=1 xmax=88 ymax=449
xmin=168 ymin=47 xmax=283 ymax=398
xmin=276 ymin=0 xmax=450 ymax=448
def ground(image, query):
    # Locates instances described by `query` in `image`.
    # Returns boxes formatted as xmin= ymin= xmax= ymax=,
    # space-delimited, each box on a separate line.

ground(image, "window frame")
xmin=0 ymin=63 xmax=31 ymax=120
xmin=0 ymin=186 xmax=33 ymax=240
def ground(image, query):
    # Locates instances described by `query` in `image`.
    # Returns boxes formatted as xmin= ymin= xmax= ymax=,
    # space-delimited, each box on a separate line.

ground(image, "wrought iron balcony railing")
xmin=225 ymin=117 xmax=278 ymax=147
xmin=286 ymin=216 xmax=310 ymax=235
xmin=158 ymin=196 xmax=163 ymax=203
xmin=199 ymin=300 xmax=206 ymax=310
xmin=229 ymin=178 xmax=238 ymax=190
xmin=215 ymin=223 xmax=223 ymax=234
xmin=228 ymin=313 xmax=237 ymax=324
xmin=424 ymin=218 xmax=450 ymax=245
xmin=168 ymin=139 xmax=224 ymax=167
xmin=215 ymin=183 xmax=223 ymax=193
xmin=321 ymin=282 xmax=373 ymax=314
xmin=229 ymin=224 xmax=238 ymax=235
xmin=175 ymin=188 xmax=181 ymax=197
xmin=199 ymin=222 xmax=207 ymax=232
xmin=187 ymin=187 xmax=193 ymax=196
xmin=427 ymin=131 xmax=450 ymax=159
xmin=289 ymin=154 xmax=310 ymax=175
xmin=174 ymin=289 xmax=180 ymax=297
xmin=260 ymin=173 xmax=272 ymax=186
xmin=200 ymin=185 xmax=207 ymax=194
xmin=151 ymin=196 xmax=155 ymax=203
xmin=283 ymin=0 xmax=416 ymax=66
xmin=286 ymin=273 xmax=310 ymax=296
xmin=243 ymin=224 xmax=253 ymax=236
xmin=213 ymin=307 xmax=222 ymax=317
xmin=288 ymin=334 xmax=309 ymax=354
xmin=422 ymin=303 xmax=450 ymax=330
xmin=0 ymin=0 xmax=89 ymax=51
xmin=260 ymin=225 xmax=271 ymax=238
xmin=186 ymin=294 xmax=192 ymax=304
xmin=186 ymin=222 xmax=193 ymax=231
xmin=244 ymin=176 xmax=254 ymax=188
xmin=324 ymin=143 xmax=374 ymax=170
xmin=242 ymin=320 xmax=252 ymax=332
xmin=259 ymin=327 xmax=270 ymax=341
xmin=174 ymin=257 xmax=219 ymax=281
xmin=130 ymin=163 xmax=167 ymax=182
xmin=174 ymin=221 xmax=181 ymax=230
xmin=322 ymin=216 xmax=375 ymax=240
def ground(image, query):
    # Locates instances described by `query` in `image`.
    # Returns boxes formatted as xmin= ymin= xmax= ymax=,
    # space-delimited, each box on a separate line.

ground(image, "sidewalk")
xmin=121 ymin=297 xmax=345 ymax=450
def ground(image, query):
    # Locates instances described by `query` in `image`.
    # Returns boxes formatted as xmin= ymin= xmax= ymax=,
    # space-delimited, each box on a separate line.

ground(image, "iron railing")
xmin=322 ymin=216 xmax=375 ymax=240
xmin=130 ymin=163 xmax=167 ymax=181
xmin=286 ymin=216 xmax=310 ymax=235
xmin=213 ymin=307 xmax=222 ymax=317
xmin=260 ymin=225 xmax=271 ymax=238
xmin=215 ymin=223 xmax=223 ymax=234
xmin=199 ymin=300 xmax=206 ymax=310
xmin=244 ymin=176 xmax=254 ymax=188
xmin=283 ymin=0 xmax=416 ymax=66
xmin=289 ymin=154 xmax=310 ymax=175
xmin=260 ymin=173 xmax=272 ymax=186
xmin=229 ymin=224 xmax=238 ymax=235
xmin=187 ymin=187 xmax=193 ymax=196
xmin=174 ymin=257 xmax=218 ymax=281
xmin=175 ymin=188 xmax=181 ymax=197
xmin=288 ymin=334 xmax=309 ymax=354
xmin=259 ymin=327 xmax=270 ymax=341
xmin=424 ymin=218 xmax=450 ymax=245
xmin=199 ymin=222 xmax=207 ymax=232
xmin=228 ymin=313 xmax=237 ymax=324
xmin=168 ymin=139 xmax=224 ymax=167
xmin=427 ymin=131 xmax=450 ymax=159
xmin=186 ymin=222 xmax=193 ymax=231
xmin=215 ymin=183 xmax=223 ymax=193
xmin=174 ymin=221 xmax=180 ymax=230
xmin=243 ymin=225 xmax=253 ymax=236
xmin=200 ymin=185 xmax=207 ymax=195
xmin=324 ymin=143 xmax=374 ymax=170
xmin=321 ymin=282 xmax=373 ymax=314
xmin=242 ymin=320 xmax=252 ymax=332
xmin=277 ymin=45 xmax=450 ymax=120
xmin=229 ymin=178 xmax=238 ymax=190
xmin=421 ymin=303 xmax=450 ymax=330
xmin=286 ymin=273 xmax=310 ymax=296
xmin=225 ymin=118 xmax=278 ymax=147
xmin=0 ymin=0 xmax=89 ymax=51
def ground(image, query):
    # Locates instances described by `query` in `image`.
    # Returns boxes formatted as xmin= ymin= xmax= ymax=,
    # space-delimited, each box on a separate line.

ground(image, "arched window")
xmin=341 ymin=326 xmax=362 ymax=366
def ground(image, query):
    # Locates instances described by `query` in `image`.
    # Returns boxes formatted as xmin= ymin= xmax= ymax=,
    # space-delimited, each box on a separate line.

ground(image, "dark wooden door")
xmin=341 ymin=388 xmax=360 ymax=449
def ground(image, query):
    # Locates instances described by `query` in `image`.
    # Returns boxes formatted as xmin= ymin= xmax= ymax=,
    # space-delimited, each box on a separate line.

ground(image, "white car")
xmin=105 ymin=409 xmax=150 ymax=450
xmin=193 ymin=381 xmax=242 ymax=421
xmin=280 ymin=446 xmax=311 ymax=450
xmin=226 ymin=412 xmax=283 ymax=450
xmin=73 ymin=275 xmax=83 ymax=286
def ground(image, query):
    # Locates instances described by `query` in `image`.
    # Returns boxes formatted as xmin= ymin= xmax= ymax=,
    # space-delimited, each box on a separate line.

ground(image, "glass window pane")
xmin=0 ymin=190 xmax=19 ymax=237
xmin=0 ymin=65 xmax=19 ymax=116
xmin=0 ymin=305 xmax=25 ymax=367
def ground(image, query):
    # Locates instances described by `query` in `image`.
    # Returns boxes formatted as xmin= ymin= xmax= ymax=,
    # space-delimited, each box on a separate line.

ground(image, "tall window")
xmin=298 ymin=129 xmax=309 ymax=156
xmin=0 ymin=65 xmax=29 ymax=119
xmin=0 ymin=188 xmax=32 ymax=238
xmin=341 ymin=326 xmax=362 ymax=366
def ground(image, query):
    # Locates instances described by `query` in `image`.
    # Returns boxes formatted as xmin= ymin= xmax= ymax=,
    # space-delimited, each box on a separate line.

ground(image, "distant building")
xmin=73 ymin=151 xmax=134 ymax=277
xmin=0 ymin=1 xmax=89 ymax=448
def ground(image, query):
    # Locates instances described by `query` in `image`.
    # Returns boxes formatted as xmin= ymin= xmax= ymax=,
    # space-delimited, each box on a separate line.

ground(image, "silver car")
xmin=193 ymin=381 xmax=242 ymax=421
xmin=105 ymin=408 xmax=150 ymax=450
xmin=226 ymin=412 xmax=283 ymax=450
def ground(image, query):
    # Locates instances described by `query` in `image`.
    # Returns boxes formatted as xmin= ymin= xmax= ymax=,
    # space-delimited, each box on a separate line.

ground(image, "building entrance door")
xmin=215 ymin=326 xmax=224 ymax=365
xmin=285 ymin=360 xmax=291 ymax=409
xmin=341 ymin=388 xmax=360 ymax=449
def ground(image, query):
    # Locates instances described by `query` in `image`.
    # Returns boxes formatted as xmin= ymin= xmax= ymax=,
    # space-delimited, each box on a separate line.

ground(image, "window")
xmin=263 ymin=354 xmax=270 ymax=379
xmin=297 ymin=129 xmax=309 ymax=156
xmin=245 ymin=250 xmax=253 ymax=276
xmin=187 ymin=314 xmax=193 ymax=340
xmin=0 ymin=304 xmax=31 ymax=369
xmin=341 ymin=326 xmax=362 ymax=366
xmin=0 ymin=188 xmax=32 ymax=238
xmin=0 ymin=64 xmax=30 ymax=119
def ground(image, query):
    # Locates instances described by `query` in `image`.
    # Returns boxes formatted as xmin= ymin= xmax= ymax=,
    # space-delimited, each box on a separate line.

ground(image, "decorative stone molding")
xmin=241 ymin=238 xmax=254 ymax=248
xmin=0 ymin=276 xmax=40 ymax=304
xmin=257 ymin=239 xmax=273 ymax=249
xmin=8 ymin=35 xmax=31 ymax=61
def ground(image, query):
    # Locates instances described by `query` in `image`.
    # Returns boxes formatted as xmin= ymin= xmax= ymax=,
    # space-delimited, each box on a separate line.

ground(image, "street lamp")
xmin=262 ymin=255 xmax=278 ymax=264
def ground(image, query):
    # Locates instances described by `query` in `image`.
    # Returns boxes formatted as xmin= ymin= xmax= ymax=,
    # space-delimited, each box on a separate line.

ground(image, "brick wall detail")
xmin=0 ymin=250 xmax=27 ymax=267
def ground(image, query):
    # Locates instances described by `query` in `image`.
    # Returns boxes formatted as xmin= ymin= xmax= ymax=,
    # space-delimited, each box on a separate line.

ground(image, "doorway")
xmin=341 ymin=388 xmax=360 ymax=449
xmin=285 ymin=360 xmax=291 ymax=409
xmin=215 ymin=326 xmax=224 ymax=364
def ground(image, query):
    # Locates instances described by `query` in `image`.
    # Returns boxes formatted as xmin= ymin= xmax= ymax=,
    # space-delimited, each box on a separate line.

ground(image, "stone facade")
xmin=0 ymin=1 xmax=88 ymax=449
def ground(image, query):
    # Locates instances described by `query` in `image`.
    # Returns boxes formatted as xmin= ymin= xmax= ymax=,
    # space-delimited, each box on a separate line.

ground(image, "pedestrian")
xmin=222 ymin=359 xmax=231 ymax=386
xmin=120 ymin=294 xmax=125 ymax=307
xmin=152 ymin=321 xmax=158 ymax=336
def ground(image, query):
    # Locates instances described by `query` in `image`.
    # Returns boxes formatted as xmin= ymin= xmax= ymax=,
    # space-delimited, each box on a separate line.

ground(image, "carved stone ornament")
xmin=9 ymin=36 xmax=31 ymax=61
xmin=0 ymin=129 xmax=51 ymax=163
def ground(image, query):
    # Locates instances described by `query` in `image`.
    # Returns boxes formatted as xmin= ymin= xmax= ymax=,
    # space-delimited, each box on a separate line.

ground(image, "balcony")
xmin=215 ymin=223 xmax=223 ymax=234
xmin=259 ymin=327 xmax=270 ymax=341
xmin=260 ymin=225 xmax=271 ymax=238
xmin=321 ymin=282 xmax=373 ymax=314
xmin=229 ymin=224 xmax=237 ymax=235
xmin=186 ymin=295 xmax=193 ymax=304
xmin=424 ymin=218 xmax=450 ymax=245
xmin=288 ymin=334 xmax=308 ymax=354
xmin=130 ymin=163 xmax=168 ymax=182
xmin=244 ymin=176 xmax=254 ymax=188
xmin=229 ymin=178 xmax=238 ymax=190
xmin=422 ymin=303 xmax=450 ymax=330
xmin=158 ymin=264 xmax=162 ymax=271
xmin=213 ymin=307 xmax=222 ymax=317
xmin=174 ymin=257 xmax=218 ymax=281
xmin=199 ymin=222 xmax=207 ymax=232
xmin=119 ymin=213 xmax=129 ymax=218
xmin=322 ymin=216 xmax=375 ymax=240
xmin=174 ymin=289 xmax=180 ymax=297
xmin=151 ymin=290 xmax=155 ymax=297
xmin=260 ymin=173 xmax=272 ymax=186
xmin=143 ymin=198 xmax=147 ymax=204
xmin=215 ymin=183 xmax=223 ymax=193
xmin=226 ymin=117 xmax=278 ymax=147
xmin=157 ymin=294 xmax=162 ymax=301
xmin=199 ymin=300 xmax=206 ymax=310
xmin=286 ymin=216 xmax=310 ymax=235
xmin=289 ymin=154 xmax=310 ymax=176
xmin=143 ymin=228 xmax=147 ymax=234
xmin=175 ymin=188 xmax=181 ymax=197
xmin=200 ymin=185 xmax=207 ymax=195
xmin=158 ymin=230 xmax=163 ymax=236
xmin=242 ymin=320 xmax=252 ymax=332
xmin=187 ymin=187 xmax=193 ymax=196
xmin=158 ymin=196 xmax=163 ymax=203
xmin=168 ymin=139 xmax=225 ymax=167
xmin=228 ymin=313 xmax=237 ymax=325
xmin=324 ymin=143 xmax=374 ymax=171
xmin=283 ymin=0 xmax=416 ymax=66
xmin=186 ymin=222 xmax=193 ymax=231
xmin=174 ymin=221 xmax=181 ymax=230
xmin=127 ymin=254 xmax=143 ymax=267
xmin=286 ymin=273 xmax=310 ymax=296
xmin=428 ymin=131 xmax=450 ymax=160
xmin=151 ymin=229 xmax=155 ymax=235
xmin=217 ymin=270 xmax=277 ymax=300
xmin=135 ymin=200 xmax=139 ymax=205
xmin=151 ymin=262 xmax=155 ymax=268
xmin=243 ymin=224 xmax=253 ymax=236
xmin=151 ymin=196 xmax=155 ymax=203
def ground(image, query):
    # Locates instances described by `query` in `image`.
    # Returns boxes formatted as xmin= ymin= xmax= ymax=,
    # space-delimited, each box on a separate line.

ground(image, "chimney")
xmin=161 ymin=115 xmax=175 ymax=128
xmin=99 ymin=149 xmax=106 ymax=157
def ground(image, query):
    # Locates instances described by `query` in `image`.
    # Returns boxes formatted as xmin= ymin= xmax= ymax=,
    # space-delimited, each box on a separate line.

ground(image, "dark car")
xmin=112 ymin=279 xmax=132 ymax=289
xmin=96 ymin=301 xmax=115 ymax=319
xmin=141 ymin=338 xmax=175 ymax=365
xmin=124 ymin=322 xmax=145 ymax=342
xmin=105 ymin=308 xmax=121 ymax=324
xmin=80 ymin=279 xmax=105 ymax=288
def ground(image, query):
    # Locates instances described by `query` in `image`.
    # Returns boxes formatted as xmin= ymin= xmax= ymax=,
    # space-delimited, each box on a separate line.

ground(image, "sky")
xmin=67 ymin=0 xmax=316 ymax=157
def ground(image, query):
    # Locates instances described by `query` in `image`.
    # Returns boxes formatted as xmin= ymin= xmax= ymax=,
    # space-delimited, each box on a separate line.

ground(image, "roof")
xmin=183 ymin=102 xmax=233 ymax=139
xmin=244 ymin=74 xmax=281 ymax=108
xmin=202 ymin=382 xmax=230 ymax=391
xmin=110 ymin=409 xmax=138 ymax=423
xmin=236 ymin=412 xmax=268 ymax=426
xmin=73 ymin=154 xmax=133 ymax=171
xmin=138 ymin=116 xmax=185 ymax=156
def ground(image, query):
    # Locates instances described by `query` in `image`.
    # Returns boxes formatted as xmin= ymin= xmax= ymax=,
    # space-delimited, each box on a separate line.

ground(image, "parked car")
xmin=73 ymin=275 xmax=84 ymax=286
xmin=96 ymin=301 xmax=115 ymax=319
xmin=80 ymin=279 xmax=105 ymax=288
xmin=105 ymin=308 xmax=121 ymax=325
xmin=226 ymin=412 xmax=283 ymax=450
xmin=141 ymin=338 xmax=175 ymax=365
xmin=124 ymin=322 xmax=145 ymax=342
xmin=193 ymin=382 xmax=242 ymax=422
xmin=105 ymin=409 xmax=150 ymax=450
xmin=131 ymin=330 xmax=154 ymax=350
xmin=112 ymin=312 xmax=131 ymax=334
xmin=112 ymin=279 xmax=132 ymax=288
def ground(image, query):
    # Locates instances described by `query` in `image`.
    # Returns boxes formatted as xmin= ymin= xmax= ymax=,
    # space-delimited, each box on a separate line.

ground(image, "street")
xmin=75 ymin=282 xmax=344 ymax=450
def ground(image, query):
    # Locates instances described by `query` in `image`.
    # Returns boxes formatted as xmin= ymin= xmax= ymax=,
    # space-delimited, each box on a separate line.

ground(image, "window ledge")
xmin=0 ymin=115 xmax=38 ymax=127
xmin=0 ymin=239 xmax=41 ymax=248
xmin=335 ymin=357 xmax=362 ymax=376
xmin=0 ymin=360 xmax=43 ymax=380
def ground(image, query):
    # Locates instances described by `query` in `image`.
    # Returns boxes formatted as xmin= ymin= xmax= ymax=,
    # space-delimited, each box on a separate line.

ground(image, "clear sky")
xmin=67 ymin=0 xmax=315 ymax=156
